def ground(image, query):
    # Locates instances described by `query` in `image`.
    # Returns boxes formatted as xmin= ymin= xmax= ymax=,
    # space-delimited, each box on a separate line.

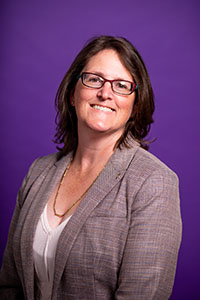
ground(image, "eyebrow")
xmin=85 ymin=71 xmax=133 ymax=82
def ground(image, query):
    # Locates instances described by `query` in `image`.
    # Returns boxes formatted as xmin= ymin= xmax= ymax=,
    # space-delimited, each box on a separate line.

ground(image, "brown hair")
xmin=54 ymin=35 xmax=154 ymax=156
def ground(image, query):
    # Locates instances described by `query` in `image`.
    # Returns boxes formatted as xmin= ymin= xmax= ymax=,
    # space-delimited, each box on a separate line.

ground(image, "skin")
xmin=47 ymin=49 xmax=137 ymax=227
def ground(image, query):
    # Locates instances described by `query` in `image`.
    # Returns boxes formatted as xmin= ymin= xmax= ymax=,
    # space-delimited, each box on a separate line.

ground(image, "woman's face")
xmin=71 ymin=49 xmax=136 ymax=139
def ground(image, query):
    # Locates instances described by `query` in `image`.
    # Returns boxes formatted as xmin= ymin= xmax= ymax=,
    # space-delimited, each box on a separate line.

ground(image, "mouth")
xmin=90 ymin=104 xmax=115 ymax=112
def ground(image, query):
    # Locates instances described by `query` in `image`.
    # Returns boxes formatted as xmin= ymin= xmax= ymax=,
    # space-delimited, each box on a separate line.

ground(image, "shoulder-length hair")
xmin=54 ymin=35 xmax=154 ymax=156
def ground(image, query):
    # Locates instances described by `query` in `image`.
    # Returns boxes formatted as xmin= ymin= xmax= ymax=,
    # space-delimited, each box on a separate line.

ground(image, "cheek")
xmin=73 ymin=85 xmax=90 ymax=105
xmin=73 ymin=88 xmax=94 ymax=118
xmin=73 ymin=85 xmax=81 ymax=103
xmin=128 ymin=94 xmax=136 ymax=112
xmin=119 ymin=97 xmax=135 ymax=116
xmin=72 ymin=81 xmax=86 ymax=102
xmin=122 ymin=100 xmax=135 ymax=123
xmin=74 ymin=89 xmax=97 ymax=112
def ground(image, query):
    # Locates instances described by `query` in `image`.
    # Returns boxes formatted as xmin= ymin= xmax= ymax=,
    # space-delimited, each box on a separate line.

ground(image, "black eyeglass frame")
xmin=78 ymin=72 xmax=138 ymax=96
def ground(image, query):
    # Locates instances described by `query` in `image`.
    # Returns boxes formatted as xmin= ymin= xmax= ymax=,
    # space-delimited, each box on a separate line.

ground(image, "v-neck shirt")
xmin=33 ymin=204 xmax=71 ymax=299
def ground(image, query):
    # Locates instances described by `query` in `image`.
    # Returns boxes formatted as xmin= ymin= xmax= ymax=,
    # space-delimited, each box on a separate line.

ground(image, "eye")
xmin=115 ymin=81 xmax=129 ymax=90
xmin=87 ymin=75 xmax=102 ymax=83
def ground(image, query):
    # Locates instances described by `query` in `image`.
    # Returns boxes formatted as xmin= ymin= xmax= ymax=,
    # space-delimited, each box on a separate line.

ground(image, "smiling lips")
xmin=91 ymin=104 xmax=115 ymax=112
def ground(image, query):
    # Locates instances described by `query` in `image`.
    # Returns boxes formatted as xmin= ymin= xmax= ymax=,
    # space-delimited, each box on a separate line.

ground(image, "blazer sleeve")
xmin=115 ymin=168 xmax=182 ymax=300
xmin=0 ymin=158 xmax=40 ymax=300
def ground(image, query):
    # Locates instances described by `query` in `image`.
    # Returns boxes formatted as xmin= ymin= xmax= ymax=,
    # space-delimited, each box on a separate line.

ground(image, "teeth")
xmin=93 ymin=105 xmax=113 ymax=112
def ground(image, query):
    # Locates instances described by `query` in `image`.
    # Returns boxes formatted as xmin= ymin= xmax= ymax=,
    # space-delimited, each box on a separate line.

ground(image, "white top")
xmin=33 ymin=205 xmax=71 ymax=300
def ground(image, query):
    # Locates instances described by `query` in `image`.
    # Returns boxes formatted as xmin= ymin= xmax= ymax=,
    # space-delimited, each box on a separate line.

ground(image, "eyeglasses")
xmin=78 ymin=72 xmax=138 ymax=95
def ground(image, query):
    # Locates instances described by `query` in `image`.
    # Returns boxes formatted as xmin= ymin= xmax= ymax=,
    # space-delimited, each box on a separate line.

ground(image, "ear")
xmin=70 ymin=91 xmax=75 ymax=106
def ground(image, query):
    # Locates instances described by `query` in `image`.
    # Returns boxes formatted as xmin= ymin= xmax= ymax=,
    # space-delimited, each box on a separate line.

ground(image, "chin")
xmin=90 ymin=126 xmax=111 ymax=133
xmin=86 ymin=120 xmax=110 ymax=132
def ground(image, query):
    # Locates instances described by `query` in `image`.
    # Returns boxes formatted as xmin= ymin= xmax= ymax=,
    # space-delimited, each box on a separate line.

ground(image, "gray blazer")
xmin=0 ymin=143 xmax=182 ymax=299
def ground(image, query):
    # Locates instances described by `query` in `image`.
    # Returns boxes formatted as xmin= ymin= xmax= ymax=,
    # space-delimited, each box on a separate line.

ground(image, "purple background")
xmin=0 ymin=1 xmax=199 ymax=298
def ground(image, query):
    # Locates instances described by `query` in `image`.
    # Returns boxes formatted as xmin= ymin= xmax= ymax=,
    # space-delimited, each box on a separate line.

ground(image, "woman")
xmin=0 ymin=36 xmax=182 ymax=299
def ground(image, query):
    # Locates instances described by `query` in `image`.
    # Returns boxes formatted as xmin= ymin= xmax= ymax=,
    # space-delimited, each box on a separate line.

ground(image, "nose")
xmin=97 ymin=81 xmax=113 ymax=100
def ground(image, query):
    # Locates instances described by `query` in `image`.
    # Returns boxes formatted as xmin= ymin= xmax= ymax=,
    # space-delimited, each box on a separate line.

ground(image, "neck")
xmin=73 ymin=130 xmax=121 ymax=171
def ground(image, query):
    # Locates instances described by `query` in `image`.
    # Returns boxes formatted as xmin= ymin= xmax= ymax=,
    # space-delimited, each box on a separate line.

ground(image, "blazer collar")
xmin=53 ymin=138 xmax=140 ymax=172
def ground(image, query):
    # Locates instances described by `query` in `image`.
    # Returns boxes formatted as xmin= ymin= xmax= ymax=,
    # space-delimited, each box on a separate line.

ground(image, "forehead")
xmin=83 ymin=49 xmax=132 ymax=80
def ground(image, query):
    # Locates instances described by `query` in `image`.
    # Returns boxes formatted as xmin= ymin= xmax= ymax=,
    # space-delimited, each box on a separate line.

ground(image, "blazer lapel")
xmin=52 ymin=142 xmax=139 ymax=293
xmin=19 ymin=153 xmax=73 ymax=298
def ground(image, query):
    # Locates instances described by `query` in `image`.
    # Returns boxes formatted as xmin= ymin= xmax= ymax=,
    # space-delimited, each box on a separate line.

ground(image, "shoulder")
xmin=135 ymin=148 xmax=177 ymax=176
xmin=29 ymin=152 xmax=59 ymax=171
xmin=131 ymin=146 xmax=178 ymax=180
xmin=23 ymin=152 xmax=58 ymax=180
xmin=123 ymin=147 xmax=181 ymax=219
xmin=19 ymin=152 xmax=60 ymax=200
